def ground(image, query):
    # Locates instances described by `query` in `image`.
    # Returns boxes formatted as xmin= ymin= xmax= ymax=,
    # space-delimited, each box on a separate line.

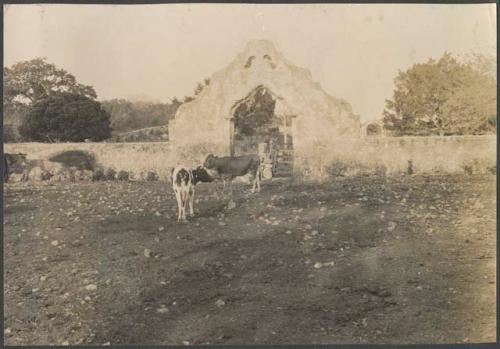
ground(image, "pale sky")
xmin=4 ymin=3 xmax=496 ymax=122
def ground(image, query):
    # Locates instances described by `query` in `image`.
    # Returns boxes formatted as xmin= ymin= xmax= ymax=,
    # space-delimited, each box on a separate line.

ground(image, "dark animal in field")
xmin=4 ymin=153 xmax=29 ymax=182
xmin=171 ymin=165 xmax=213 ymax=222
xmin=203 ymin=153 xmax=262 ymax=195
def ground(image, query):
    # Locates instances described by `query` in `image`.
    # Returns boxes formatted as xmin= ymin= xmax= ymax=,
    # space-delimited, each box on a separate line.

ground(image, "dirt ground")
xmin=3 ymin=174 xmax=496 ymax=345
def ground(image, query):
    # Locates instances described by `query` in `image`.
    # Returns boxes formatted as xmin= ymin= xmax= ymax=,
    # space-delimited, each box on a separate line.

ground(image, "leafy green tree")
xmin=383 ymin=53 xmax=496 ymax=136
xmin=19 ymin=92 xmax=111 ymax=142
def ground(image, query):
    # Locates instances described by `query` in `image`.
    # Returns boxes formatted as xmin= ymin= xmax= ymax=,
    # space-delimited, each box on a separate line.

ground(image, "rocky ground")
xmin=3 ymin=174 xmax=496 ymax=345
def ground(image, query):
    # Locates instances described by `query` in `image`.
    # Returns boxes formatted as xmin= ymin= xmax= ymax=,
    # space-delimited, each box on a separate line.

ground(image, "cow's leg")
xmin=256 ymin=165 xmax=261 ymax=192
xmin=221 ymin=179 xmax=226 ymax=197
xmin=174 ymin=190 xmax=182 ymax=222
xmin=189 ymin=187 xmax=195 ymax=216
xmin=182 ymin=190 xmax=189 ymax=221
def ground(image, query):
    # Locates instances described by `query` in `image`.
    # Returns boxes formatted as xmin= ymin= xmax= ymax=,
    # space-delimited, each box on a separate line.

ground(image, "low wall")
xmin=4 ymin=142 xmax=174 ymax=180
xmin=5 ymin=135 xmax=496 ymax=181
xmin=295 ymin=135 xmax=496 ymax=180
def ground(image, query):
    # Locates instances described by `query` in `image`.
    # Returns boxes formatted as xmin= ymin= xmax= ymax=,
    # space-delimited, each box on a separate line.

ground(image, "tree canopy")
xmin=4 ymin=58 xmax=100 ymax=141
xmin=383 ymin=53 xmax=496 ymax=136
xmin=19 ymin=92 xmax=111 ymax=142
xmin=101 ymin=99 xmax=181 ymax=133
xmin=4 ymin=58 xmax=96 ymax=108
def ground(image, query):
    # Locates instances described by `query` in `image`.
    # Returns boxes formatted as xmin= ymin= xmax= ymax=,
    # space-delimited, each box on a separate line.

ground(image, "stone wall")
xmin=5 ymin=135 xmax=496 ymax=181
xmin=295 ymin=135 xmax=496 ymax=180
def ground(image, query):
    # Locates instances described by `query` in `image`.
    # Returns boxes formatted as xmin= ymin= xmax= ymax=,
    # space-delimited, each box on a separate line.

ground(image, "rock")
xmin=62 ymin=341 xmax=69 ymax=345
xmin=51 ymin=240 xmax=59 ymax=246
xmin=5 ymin=328 xmax=11 ymax=335
xmin=314 ymin=262 xmax=323 ymax=269
xmin=387 ymin=222 xmax=397 ymax=232
xmin=103 ymin=342 xmax=111 ymax=346
xmin=218 ymin=222 xmax=226 ymax=226
xmin=40 ymin=276 xmax=47 ymax=282
xmin=285 ymin=230 xmax=292 ymax=234
xmin=156 ymin=307 xmax=169 ymax=314
xmin=215 ymin=299 xmax=226 ymax=307
xmin=85 ymin=284 xmax=97 ymax=291
xmin=226 ymin=200 xmax=236 ymax=210
xmin=144 ymin=249 xmax=152 ymax=258
xmin=182 ymin=341 xmax=190 ymax=345
xmin=158 ymin=226 xmax=165 ymax=232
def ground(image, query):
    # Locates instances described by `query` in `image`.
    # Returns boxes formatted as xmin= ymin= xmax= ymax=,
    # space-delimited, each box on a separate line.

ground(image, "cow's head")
xmin=203 ymin=154 xmax=216 ymax=169
xmin=192 ymin=166 xmax=214 ymax=184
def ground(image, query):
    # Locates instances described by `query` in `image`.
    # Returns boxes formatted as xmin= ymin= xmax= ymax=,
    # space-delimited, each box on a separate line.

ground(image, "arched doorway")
xmin=230 ymin=85 xmax=294 ymax=177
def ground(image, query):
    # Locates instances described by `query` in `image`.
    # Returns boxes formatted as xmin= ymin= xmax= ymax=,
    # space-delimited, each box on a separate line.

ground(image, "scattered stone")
xmin=40 ymin=276 xmax=47 ymax=282
xmin=158 ymin=226 xmax=165 ymax=232
xmin=182 ymin=341 xmax=190 ymax=346
xmin=226 ymin=200 xmax=236 ymax=210
xmin=215 ymin=299 xmax=226 ymax=308
xmin=61 ymin=341 xmax=69 ymax=346
xmin=5 ymin=328 xmax=11 ymax=335
xmin=156 ymin=307 xmax=169 ymax=314
xmin=144 ymin=249 xmax=152 ymax=258
xmin=51 ymin=240 xmax=59 ymax=246
xmin=285 ymin=230 xmax=292 ymax=234
xmin=387 ymin=222 xmax=397 ymax=232
xmin=218 ymin=222 xmax=226 ymax=226
xmin=103 ymin=342 xmax=111 ymax=346
xmin=314 ymin=262 xmax=323 ymax=269
xmin=85 ymin=284 xmax=97 ymax=291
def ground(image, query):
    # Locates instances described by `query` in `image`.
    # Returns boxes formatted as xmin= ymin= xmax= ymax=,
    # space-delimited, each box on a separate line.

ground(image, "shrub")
xmin=146 ymin=170 xmax=159 ymax=181
xmin=117 ymin=170 xmax=129 ymax=181
xmin=19 ymin=92 xmax=111 ymax=142
xmin=105 ymin=168 xmax=116 ymax=180
xmin=92 ymin=169 xmax=105 ymax=181
xmin=49 ymin=150 xmax=96 ymax=171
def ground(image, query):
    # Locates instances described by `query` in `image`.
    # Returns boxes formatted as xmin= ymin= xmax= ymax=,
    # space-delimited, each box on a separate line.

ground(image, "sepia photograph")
xmin=2 ymin=2 xmax=497 ymax=346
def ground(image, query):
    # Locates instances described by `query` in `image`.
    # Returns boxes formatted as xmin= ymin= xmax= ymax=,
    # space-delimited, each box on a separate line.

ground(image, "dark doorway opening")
xmin=231 ymin=85 xmax=293 ymax=177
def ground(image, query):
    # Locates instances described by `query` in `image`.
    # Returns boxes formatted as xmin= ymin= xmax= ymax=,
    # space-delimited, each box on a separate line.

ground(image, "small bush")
xmin=117 ymin=170 xmax=129 ymax=181
xmin=41 ymin=170 xmax=53 ymax=181
xmin=105 ymin=168 xmax=116 ymax=180
xmin=328 ymin=162 xmax=349 ymax=177
xmin=49 ymin=150 xmax=96 ymax=171
xmin=92 ymin=169 xmax=105 ymax=181
xmin=374 ymin=165 xmax=387 ymax=176
xmin=146 ymin=170 xmax=159 ymax=181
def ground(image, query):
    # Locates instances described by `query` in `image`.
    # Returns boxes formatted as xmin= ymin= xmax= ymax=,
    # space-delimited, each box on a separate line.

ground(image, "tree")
xmin=101 ymin=98 xmax=181 ymax=133
xmin=383 ymin=53 xmax=496 ymax=136
xmin=19 ymin=92 xmax=111 ymax=142
xmin=4 ymin=58 xmax=96 ymax=108
xmin=4 ymin=58 xmax=98 ymax=141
